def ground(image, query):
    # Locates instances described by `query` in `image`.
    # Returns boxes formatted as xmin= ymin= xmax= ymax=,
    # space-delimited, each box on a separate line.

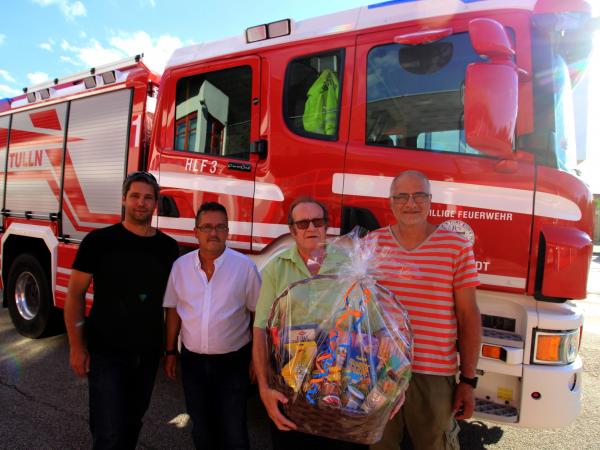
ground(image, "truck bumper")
xmin=516 ymin=355 xmax=583 ymax=428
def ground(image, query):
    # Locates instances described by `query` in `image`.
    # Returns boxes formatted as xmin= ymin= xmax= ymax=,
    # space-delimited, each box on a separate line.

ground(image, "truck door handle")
xmin=250 ymin=140 xmax=267 ymax=158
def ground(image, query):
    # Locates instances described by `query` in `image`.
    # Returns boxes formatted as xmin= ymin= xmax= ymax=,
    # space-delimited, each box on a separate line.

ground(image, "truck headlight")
xmin=532 ymin=329 xmax=579 ymax=365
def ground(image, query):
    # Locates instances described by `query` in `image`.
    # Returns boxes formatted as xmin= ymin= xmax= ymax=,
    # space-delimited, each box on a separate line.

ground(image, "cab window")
xmin=174 ymin=66 xmax=252 ymax=159
xmin=284 ymin=50 xmax=343 ymax=139
xmin=551 ymin=54 xmax=577 ymax=172
xmin=366 ymin=33 xmax=481 ymax=154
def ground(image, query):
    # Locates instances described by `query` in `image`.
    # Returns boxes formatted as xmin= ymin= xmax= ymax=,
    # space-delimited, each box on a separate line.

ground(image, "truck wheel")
xmin=7 ymin=254 xmax=57 ymax=338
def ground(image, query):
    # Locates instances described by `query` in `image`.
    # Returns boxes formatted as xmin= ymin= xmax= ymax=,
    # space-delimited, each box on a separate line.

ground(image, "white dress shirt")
xmin=163 ymin=247 xmax=261 ymax=355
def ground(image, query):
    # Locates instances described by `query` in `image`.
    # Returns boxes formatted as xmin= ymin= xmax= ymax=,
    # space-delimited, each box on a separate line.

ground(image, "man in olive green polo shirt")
xmin=253 ymin=197 xmax=365 ymax=450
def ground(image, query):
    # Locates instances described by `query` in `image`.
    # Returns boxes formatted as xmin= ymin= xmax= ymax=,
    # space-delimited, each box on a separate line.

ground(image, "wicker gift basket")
xmin=266 ymin=231 xmax=413 ymax=445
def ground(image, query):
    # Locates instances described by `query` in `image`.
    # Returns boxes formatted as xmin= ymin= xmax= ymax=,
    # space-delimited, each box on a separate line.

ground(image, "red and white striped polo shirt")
xmin=369 ymin=226 xmax=480 ymax=376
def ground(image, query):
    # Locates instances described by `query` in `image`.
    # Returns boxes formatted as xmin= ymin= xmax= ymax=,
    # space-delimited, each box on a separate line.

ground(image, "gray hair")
xmin=389 ymin=170 xmax=431 ymax=195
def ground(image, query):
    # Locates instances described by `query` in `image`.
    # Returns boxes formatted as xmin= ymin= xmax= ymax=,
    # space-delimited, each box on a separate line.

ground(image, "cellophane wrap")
xmin=266 ymin=229 xmax=413 ymax=444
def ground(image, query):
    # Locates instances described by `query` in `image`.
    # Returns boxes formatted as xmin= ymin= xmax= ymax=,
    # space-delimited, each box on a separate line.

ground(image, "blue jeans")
xmin=180 ymin=343 xmax=251 ymax=450
xmin=88 ymin=351 xmax=159 ymax=450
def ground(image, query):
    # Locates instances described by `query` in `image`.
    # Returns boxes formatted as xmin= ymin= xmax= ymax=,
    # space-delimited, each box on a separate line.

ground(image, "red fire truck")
xmin=0 ymin=0 xmax=595 ymax=428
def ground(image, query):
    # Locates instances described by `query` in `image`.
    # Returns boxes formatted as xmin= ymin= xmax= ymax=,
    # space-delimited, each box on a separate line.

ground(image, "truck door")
xmin=251 ymin=41 xmax=354 ymax=252
xmin=343 ymin=20 xmax=536 ymax=294
xmin=156 ymin=56 xmax=261 ymax=250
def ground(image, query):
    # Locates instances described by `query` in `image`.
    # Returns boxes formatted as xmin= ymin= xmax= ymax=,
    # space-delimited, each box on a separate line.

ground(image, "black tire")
xmin=6 ymin=253 xmax=59 ymax=338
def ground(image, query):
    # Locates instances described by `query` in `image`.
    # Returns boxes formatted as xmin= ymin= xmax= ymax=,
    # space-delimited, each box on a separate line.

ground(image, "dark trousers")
xmin=88 ymin=351 xmax=159 ymax=450
xmin=271 ymin=424 xmax=368 ymax=450
xmin=181 ymin=343 xmax=251 ymax=450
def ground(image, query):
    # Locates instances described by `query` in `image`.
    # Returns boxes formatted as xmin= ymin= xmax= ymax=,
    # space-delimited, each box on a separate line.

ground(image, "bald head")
xmin=390 ymin=170 xmax=431 ymax=196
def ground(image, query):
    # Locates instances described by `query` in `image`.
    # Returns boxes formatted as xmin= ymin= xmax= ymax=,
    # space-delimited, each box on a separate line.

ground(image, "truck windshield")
xmin=552 ymin=54 xmax=578 ymax=172
xmin=366 ymin=33 xmax=481 ymax=154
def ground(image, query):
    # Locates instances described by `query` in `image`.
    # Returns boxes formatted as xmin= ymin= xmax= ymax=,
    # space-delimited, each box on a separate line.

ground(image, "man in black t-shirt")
xmin=64 ymin=171 xmax=179 ymax=450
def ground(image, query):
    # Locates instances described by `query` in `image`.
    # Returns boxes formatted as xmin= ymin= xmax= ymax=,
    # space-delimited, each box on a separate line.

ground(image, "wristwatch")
xmin=459 ymin=373 xmax=478 ymax=388
xmin=165 ymin=349 xmax=178 ymax=356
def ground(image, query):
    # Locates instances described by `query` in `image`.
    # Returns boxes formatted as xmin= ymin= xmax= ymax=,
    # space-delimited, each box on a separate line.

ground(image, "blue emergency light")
xmin=369 ymin=0 xmax=485 ymax=7
xmin=368 ymin=0 xmax=420 ymax=9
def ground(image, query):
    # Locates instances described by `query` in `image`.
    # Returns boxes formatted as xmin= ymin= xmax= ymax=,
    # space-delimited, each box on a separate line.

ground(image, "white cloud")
xmin=60 ymin=55 xmax=79 ymax=65
xmin=59 ymin=31 xmax=184 ymax=73
xmin=0 ymin=84 xmax=21 ymax=98
xmin=27 ymin=72 xmax=50 ymax=85
xmin=66 ymin=1 xmax=86 ymax=18
xmin=110 ymin=31 xmax=183 ymax=72
xmin=110 ymin=32 xmax=153 ymax=57
xmin=61 ymin=39 xmax=74 ymax=51
xmin=40 ymin=38 xmax=56 ymax=51
xmin=76 ymin=39 xmax=124 ymax=67
xmin=33 ymin=0 xmax=86 ymax=21
xmin=0 ymin=69 xmax=15 ymax=83
xmin=0 ymin=34 xmax=5 ymax=46
xmin=0 ymin=68 xmax=19 ymax=99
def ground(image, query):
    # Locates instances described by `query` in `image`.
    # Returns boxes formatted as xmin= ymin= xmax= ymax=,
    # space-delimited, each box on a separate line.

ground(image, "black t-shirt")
xmin=73 ymin=223 xmax=179 ymax=355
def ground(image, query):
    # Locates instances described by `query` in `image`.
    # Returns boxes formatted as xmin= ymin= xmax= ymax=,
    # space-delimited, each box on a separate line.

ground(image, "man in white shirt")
xmin=163 ymin=202 xmax=261 ymax=450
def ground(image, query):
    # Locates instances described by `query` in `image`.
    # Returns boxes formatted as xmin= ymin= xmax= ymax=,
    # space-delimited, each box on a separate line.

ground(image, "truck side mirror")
xmin=464 ymin=18 xmax=518 ymax=159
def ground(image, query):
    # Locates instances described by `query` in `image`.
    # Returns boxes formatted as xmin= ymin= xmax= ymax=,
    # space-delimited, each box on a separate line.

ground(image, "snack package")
xmin=282 ymin=341 xmax=317 ymax=392
xmin=266 ymin=228 xmax=413 ymax=444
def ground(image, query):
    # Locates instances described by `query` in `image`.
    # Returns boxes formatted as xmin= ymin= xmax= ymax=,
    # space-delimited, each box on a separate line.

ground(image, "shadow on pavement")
xmin=459 ymin=420 xmax=504 ymax=449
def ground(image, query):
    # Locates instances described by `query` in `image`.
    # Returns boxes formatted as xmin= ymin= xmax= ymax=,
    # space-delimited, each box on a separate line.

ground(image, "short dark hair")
xmin=287 ymin=196 xmax=328 ymax=225
xmin=196 ymin=202 xmax=228 ymax=226
xmin=122 ymin=171 xmax=159 ymax=200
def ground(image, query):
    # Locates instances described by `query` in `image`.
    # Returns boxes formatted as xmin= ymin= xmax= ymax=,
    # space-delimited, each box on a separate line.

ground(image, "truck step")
xmin=474 ymin=398 xmax=518 ymax=423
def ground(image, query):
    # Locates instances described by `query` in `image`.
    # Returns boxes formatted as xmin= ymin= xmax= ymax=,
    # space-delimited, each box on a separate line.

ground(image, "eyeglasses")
xmin=196 ymin=224 xmax=229 ymax=233
xmin=291 ymin=218 xmax=327 ymax=230
xmin=391 ymin=192 xmax=431 ymax=205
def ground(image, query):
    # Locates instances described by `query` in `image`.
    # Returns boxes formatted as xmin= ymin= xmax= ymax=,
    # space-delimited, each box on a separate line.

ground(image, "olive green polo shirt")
xmin=253 ymin=245 xmax=347 ymax=330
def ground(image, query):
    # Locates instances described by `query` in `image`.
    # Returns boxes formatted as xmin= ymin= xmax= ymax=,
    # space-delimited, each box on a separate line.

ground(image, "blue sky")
xmin=0 ymin=0 xmax=598 ymax=192
xmin=0 ymin=0 xmax=367 ymax=93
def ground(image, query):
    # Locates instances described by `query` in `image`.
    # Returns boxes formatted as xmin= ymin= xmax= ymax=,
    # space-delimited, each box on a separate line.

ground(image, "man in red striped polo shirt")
xmin=370 ymin=170 xmax=481 ymax=450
